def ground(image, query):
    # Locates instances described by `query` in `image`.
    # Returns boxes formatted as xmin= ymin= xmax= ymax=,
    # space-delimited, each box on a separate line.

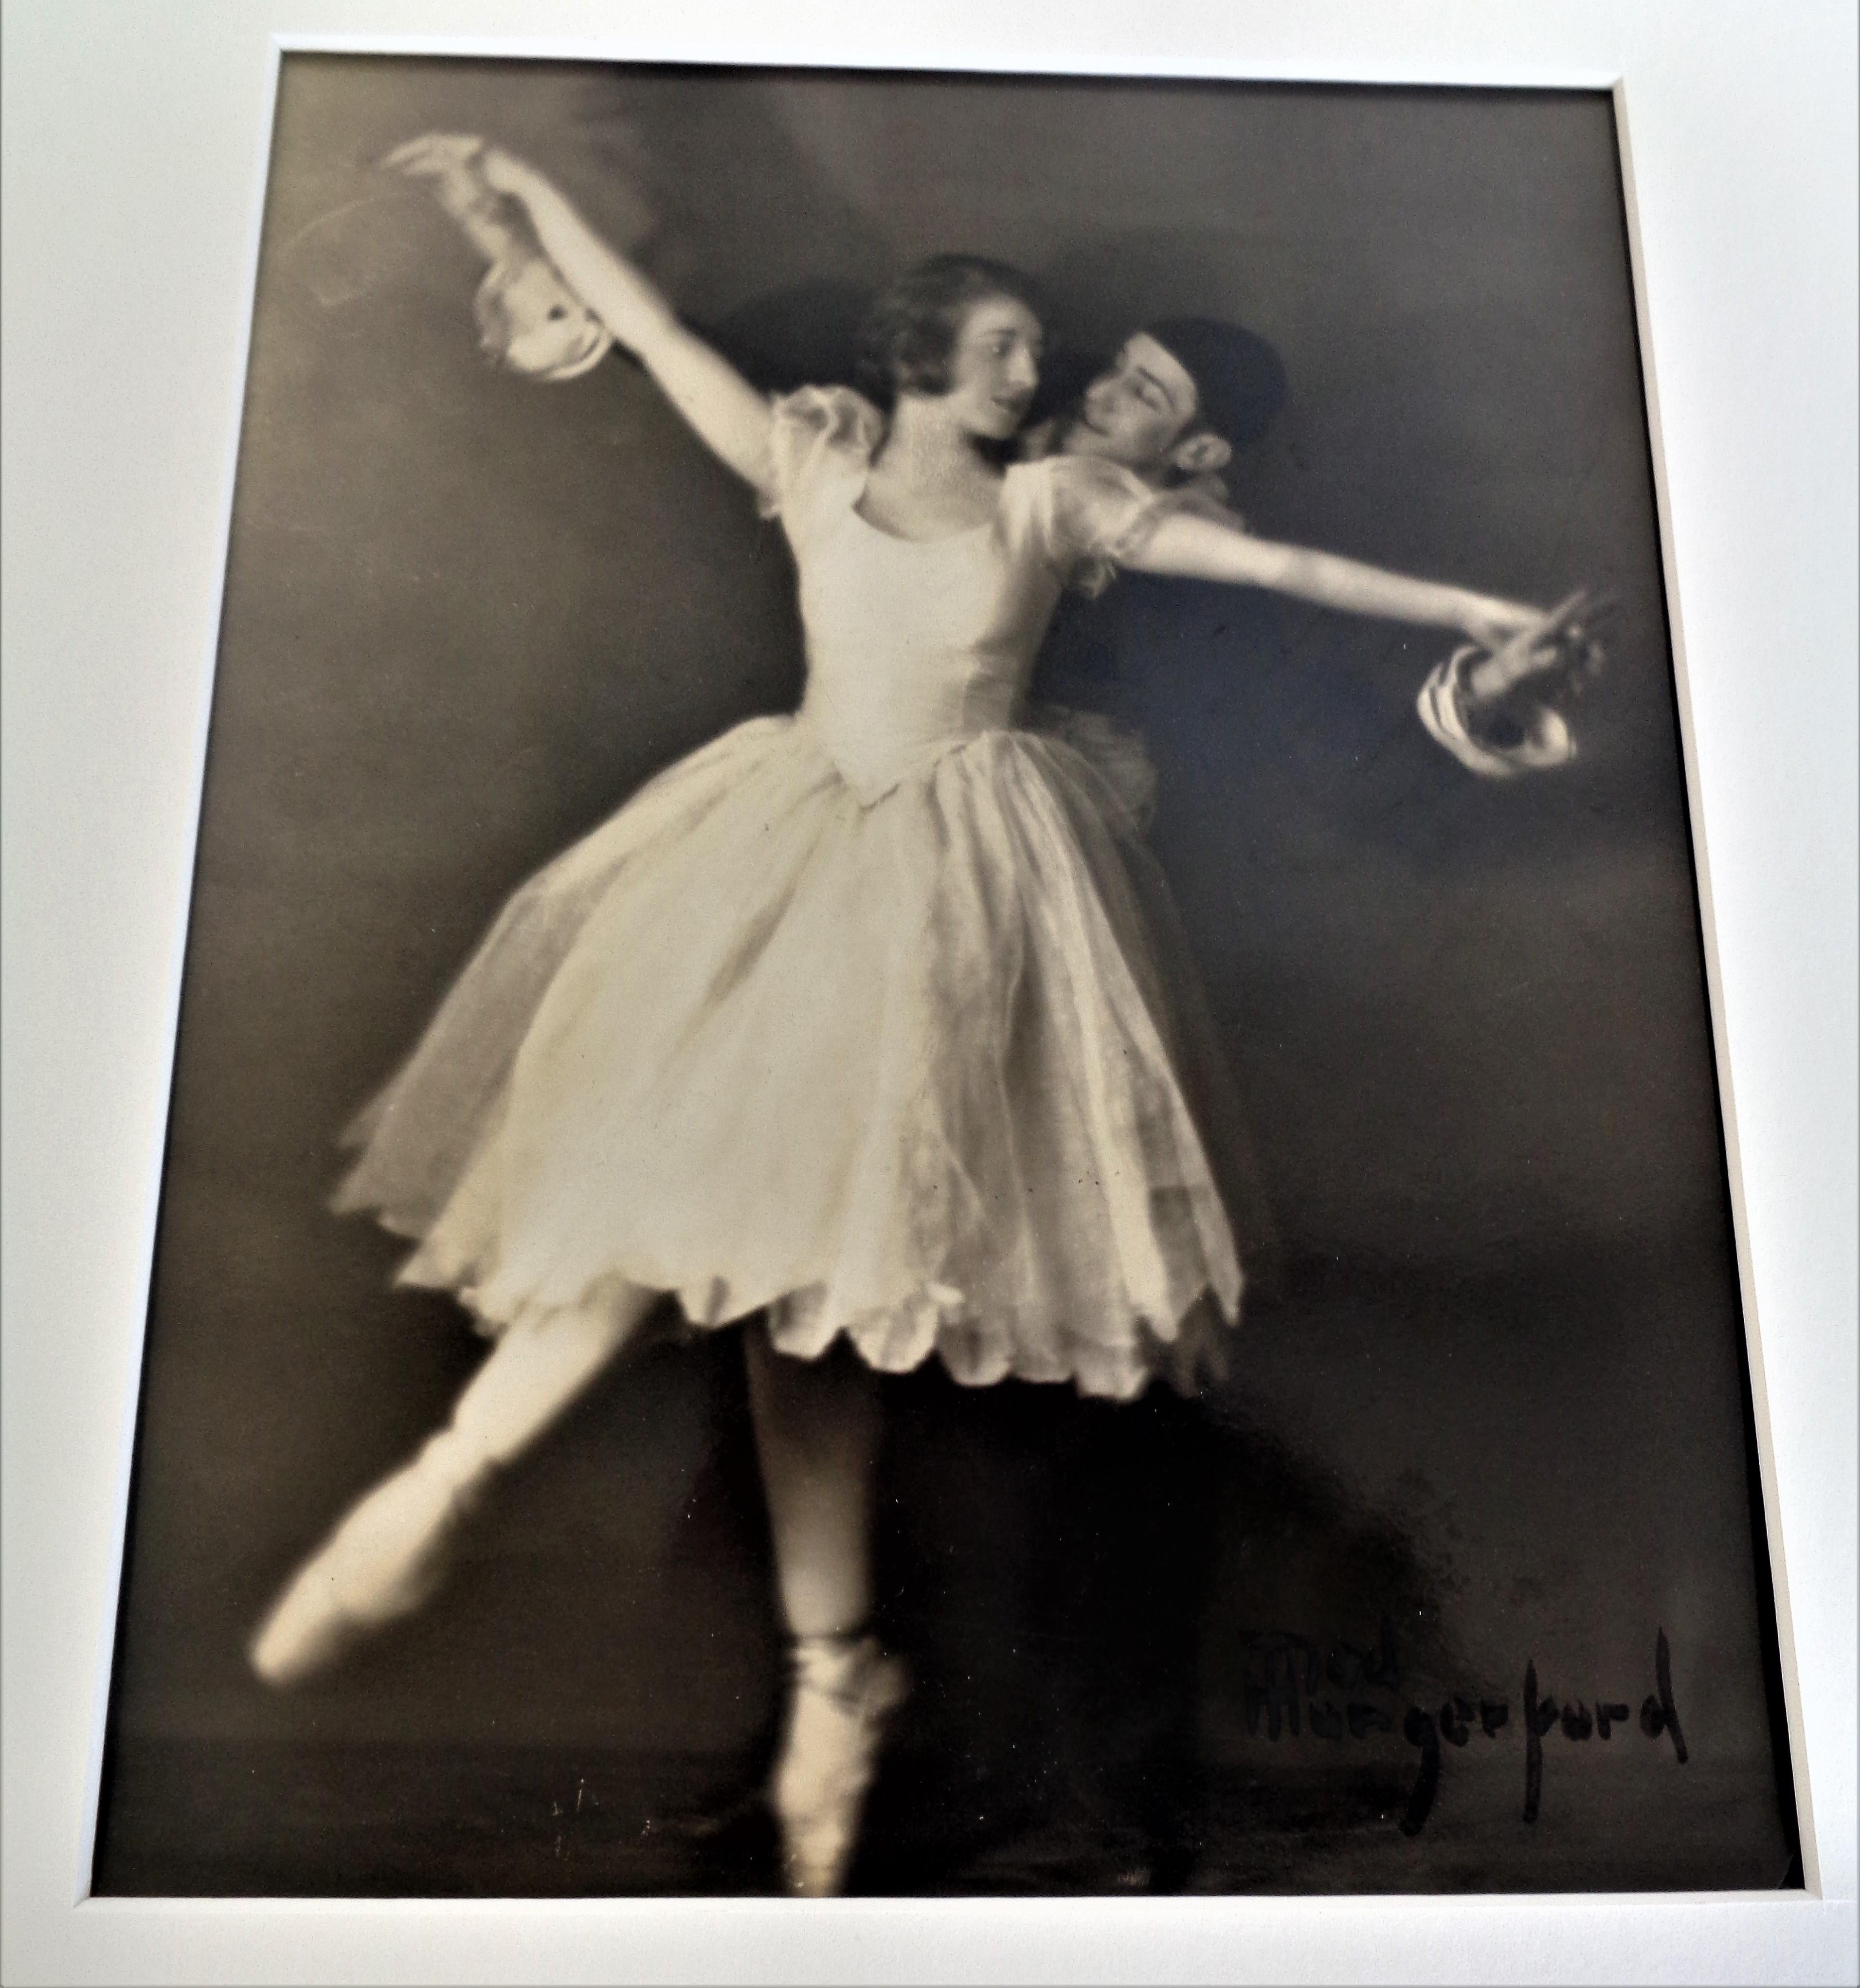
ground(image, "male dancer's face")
xmin=1059 ymin=334 xmax=1204 ymax=483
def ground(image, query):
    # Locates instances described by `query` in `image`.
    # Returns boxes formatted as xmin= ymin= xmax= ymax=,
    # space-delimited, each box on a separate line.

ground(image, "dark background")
xmin=95 ymin=57 xmax=1793 ymax=1895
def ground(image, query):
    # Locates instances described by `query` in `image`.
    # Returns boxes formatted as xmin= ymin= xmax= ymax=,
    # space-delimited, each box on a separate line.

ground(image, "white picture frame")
xmin=3 ymin=2 xmax=1853 ymax=1981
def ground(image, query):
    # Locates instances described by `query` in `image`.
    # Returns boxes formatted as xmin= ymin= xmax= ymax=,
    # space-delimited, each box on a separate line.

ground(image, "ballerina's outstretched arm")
xmin=452 ymin=141 xmax=777 ymax=501
xmin=1125 ymin=507 xmax=1556 ymax=652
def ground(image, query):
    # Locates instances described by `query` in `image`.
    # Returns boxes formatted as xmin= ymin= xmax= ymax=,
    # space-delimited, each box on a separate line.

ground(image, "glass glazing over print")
xmin=92 ymin=55 xmax=1796 ymax=1899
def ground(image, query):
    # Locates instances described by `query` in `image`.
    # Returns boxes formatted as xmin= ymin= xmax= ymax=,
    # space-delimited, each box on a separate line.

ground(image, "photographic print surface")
xmin=93 ymin=54 xmax=1796 ymax=1897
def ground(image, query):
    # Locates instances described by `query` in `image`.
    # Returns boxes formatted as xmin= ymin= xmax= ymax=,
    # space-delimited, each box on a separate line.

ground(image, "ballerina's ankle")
xmin=789 ymin=1628 xmax=889 ymax=1699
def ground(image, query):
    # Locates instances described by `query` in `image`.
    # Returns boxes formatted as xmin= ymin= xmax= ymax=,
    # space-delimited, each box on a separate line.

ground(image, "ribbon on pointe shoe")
xmin=771 ymin=1631 xmax=910 ymax=1897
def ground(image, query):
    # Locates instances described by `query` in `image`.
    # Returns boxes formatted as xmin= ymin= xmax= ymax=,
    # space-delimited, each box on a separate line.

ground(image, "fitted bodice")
xmin=768 ymin=388 xmax=1172 ymax=803
xmin=795 ymin=496 xmax=1068 ymax=801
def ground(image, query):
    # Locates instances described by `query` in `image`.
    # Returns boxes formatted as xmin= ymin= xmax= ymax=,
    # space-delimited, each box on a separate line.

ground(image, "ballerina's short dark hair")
xmin=854 ymin=255 xmax=1045 ymax=409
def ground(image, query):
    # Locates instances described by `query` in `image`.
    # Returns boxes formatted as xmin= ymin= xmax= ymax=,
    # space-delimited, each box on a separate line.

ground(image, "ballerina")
xmin=251 ymin=137 xmax=1578 ymax=1895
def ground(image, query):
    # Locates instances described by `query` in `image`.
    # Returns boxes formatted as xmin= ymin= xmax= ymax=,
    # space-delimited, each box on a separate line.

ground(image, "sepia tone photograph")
xmin=90 ymin=52 xmax=1798 ymax=1902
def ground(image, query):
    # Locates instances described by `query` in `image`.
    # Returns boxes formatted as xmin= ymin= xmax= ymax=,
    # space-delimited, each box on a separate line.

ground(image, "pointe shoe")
xmin=771 ymin=1632 xmax=909 ymax=1898
xmin=249 ymin=1436 xmax=488 ymax=1686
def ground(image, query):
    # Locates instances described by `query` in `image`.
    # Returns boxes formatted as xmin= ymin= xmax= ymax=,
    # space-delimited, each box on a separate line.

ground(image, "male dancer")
xmin=1037 ymin=316 xmax=1283 ymax=496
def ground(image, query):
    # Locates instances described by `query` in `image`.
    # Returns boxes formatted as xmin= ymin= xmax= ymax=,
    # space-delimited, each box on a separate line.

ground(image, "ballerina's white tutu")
xmin=334 ymin=388 xmax=1248 ymax=1401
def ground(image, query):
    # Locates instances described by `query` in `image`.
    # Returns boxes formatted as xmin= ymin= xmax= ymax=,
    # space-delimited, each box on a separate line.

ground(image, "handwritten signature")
xmin=1234 ymin=1623 xmax=1687 ymax=1835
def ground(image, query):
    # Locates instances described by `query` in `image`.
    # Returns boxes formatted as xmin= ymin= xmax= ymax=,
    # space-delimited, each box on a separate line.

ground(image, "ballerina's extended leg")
xmin=744 ymin=1322 xmax=906 ymax=1897
xmin=250 ymin=1285 xmax=659 ymax=1686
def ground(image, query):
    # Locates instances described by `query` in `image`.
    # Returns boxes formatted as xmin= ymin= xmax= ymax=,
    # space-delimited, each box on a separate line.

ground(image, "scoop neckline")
xmin=848 ymin=504 xmax=997 ymax=547
xmin=847 ymin=460 xmax=1027 ymax=547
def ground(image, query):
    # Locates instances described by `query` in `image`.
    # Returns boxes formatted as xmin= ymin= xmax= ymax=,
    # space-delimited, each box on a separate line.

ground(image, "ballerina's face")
xmin=1064 ymin=333 xmax=1200 ymax=473
xmin=940 ymin=295 xmax=1044 ymax=440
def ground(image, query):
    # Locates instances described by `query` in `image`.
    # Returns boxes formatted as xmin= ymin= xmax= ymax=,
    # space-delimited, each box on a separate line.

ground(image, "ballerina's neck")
xmin=860 ymin=397 xmax=1006 ymax=540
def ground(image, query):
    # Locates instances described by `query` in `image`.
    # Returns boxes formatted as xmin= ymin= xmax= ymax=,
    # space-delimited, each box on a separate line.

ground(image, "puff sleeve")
xmin=760 ymin=385 xmax=885 ymax=528
xmin=1024 ymin=454 xmax=1185 ymax=596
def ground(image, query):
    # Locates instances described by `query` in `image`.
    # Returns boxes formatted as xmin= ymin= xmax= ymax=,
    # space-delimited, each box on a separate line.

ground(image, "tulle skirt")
xmin=334 ymin=712 xmax=1253 ymax=1401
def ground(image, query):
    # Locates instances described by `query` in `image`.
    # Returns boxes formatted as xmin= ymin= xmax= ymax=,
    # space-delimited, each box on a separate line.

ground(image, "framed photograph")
xmin=5 ymin=4 xmax=1853 ymax=1984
